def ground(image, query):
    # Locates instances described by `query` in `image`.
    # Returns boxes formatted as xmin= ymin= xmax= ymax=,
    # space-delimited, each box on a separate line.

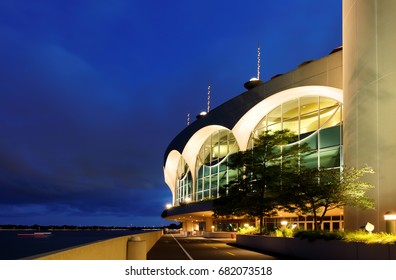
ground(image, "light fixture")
xmin=244 ymin=223 xmax=249 ymax=228
xmin=166 ymin=203 xmax=172 ymax=209
xmin=280 ymin=220 xmax=288 ymax=226
xmin=384 ymin=211 xmax=396 ymax=220
xmin=384 ymin=211 xmax=396 ymax=234
xmin=365 ymin=222 xmax=374 ymax=234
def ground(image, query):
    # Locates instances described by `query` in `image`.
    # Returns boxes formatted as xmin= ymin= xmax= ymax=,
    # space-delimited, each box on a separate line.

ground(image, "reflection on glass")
xmin=300 ymin=96 xmax=318 ymax=115
xmin=320 ymin=97 xmax=338 ymax=109
xmin=321 ymin=106 xmax=341 ymax=128
xmin=283 ymin=99 xmax=299 ymax=119
xmin=300 ymin=111 xmax=318 ymax=134
xmin=267 ymin=106 xmax=282 ymax=125
xmin=283 ymin=117 xmax=299 ymax=133
xmin=320 ymin=148 xmax=340 ymax=168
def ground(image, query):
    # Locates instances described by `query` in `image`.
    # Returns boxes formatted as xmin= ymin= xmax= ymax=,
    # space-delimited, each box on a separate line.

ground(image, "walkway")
xmin=147 ymin=234 xmax=283 ymax=260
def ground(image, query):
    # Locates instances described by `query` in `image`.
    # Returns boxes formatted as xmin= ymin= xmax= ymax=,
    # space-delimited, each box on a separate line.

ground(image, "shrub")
xmin=238 ymin=226 xmax=259 ymax=235
xmin=344 ymin=230 xmax=396 ymax=244
xmin=293 ymin=230 xmax=345 ymax=241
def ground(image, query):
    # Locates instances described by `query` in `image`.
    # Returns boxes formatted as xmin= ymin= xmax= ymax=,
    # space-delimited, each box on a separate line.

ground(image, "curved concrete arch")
xmin=232 ymin=86 xmax=343 ymax=151
xmin=163 ymin=149 xmax=182 ymax=202
xmin=182 ymin=125 xmax=235 ymax=183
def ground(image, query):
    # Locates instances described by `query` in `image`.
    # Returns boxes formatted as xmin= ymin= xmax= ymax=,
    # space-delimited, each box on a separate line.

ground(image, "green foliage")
xmin=294 ymin=230 xmax=345 ymax=241
xmin=213 ymin=128 xmax=375 ymax=234
xmin=213 ymin=129 xmax=309 ymax=234
xmin=344 ymin=230 xmax=396 ymax=244
xmin=292 ymin=230 xmax=396 ymax=244
xmin=271 ymin=228 xmax=296 ymax=238
xmin=280 ymin=166 xmax=375 ymax=230
xmin=238 ymin=226 xmax=259 ymax=235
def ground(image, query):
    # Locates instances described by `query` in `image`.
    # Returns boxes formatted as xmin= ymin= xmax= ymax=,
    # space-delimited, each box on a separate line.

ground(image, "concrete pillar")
xmin=127 ymin=236 xmax=146 ymax=260
xmin=205 ymin=218 xmax=213 ymax=232
xmin=343 ymin=0 xmax=396 ymax=232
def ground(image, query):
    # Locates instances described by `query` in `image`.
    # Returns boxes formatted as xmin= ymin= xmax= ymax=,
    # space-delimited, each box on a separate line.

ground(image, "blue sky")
xmin=0 ymin=0 xmax=342 ymax=227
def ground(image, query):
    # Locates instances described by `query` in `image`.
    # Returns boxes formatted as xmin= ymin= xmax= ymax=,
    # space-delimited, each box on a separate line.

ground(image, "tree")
xmin=213 ymin=129 xmax=310 ymax=234
xmin=280 ymin=166 xmax=375 ymax=230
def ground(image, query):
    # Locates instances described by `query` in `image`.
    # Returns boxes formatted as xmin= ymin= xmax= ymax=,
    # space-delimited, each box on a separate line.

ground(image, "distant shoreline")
xmin=0 ymin=225 xmax=165 ymax=231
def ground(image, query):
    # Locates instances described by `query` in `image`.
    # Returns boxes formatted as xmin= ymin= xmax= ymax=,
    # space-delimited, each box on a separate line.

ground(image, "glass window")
xmin=300 ymin=96 xmax=318 ymax=115
xmin=267 ymin=106 xmax=282 ymax=125
xmin=256 ymin=116 xmax=267 ymax=131
xmin=320 ymin=147 xmax=340 ymax=168
xmin=300 ymin=111 xmax=318 ymax=134
xmin=321 ymin=106 xmax=342 ymax=129
xmin=267 ymin=123 xmax=282 ymax=133
xmin=204 ymin=165 xmax=210 ymax=176
xmin=197 ymin=179 xmax=202 ymax=192
xmin=301 ymin=133 xmax=318 ymax=150
xmin=301 ymin=151 xmax=318 ymax=169
xmin=205 ymin=176 xmax=211 ymax=188
xmin=319 ymin=126 xmax=341 ymax=149
xmin=283 ymin=99 xmax=299 ymax=119
xmin=283 ymin=117 xmax=299 ymax=133
xmin=320 ymin=105 xmax=339 ymax=127
xmin=320 ymin=97 xmax=338 ymax=109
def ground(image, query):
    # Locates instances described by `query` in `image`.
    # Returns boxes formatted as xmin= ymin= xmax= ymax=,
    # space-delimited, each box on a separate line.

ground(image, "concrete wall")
xmin=27 ymin=230 xmax=163 ymax=260
xmin=237 ymin=234 xmax=396 ymax=259
xmin=343 ymin=0 xmax=396 ymax=232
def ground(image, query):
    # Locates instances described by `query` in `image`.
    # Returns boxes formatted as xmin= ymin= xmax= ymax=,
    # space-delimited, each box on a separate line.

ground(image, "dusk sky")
xmin=0 ymin=1 xmax=342 ymax=227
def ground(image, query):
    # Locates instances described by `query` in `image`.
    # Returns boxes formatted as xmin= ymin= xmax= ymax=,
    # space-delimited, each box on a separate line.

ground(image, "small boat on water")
xmin=17 ymin=232 xmax=52 ymax=237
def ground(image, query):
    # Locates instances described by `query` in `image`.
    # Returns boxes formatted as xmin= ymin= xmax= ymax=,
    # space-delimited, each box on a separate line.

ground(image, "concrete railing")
xmin=28 ymin=230 xmax=163 ymax=260
xmin=236 ymin=234 xmax=396 ymax=259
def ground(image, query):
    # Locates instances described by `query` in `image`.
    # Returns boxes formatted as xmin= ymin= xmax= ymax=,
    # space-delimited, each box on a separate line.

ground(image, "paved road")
xmin=147 ymin=234 xmax=279 ymax=260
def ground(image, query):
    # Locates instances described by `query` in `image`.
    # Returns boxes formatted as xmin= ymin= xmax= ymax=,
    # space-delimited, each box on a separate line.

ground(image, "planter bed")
xmin=236 ymin=234 xmax=396 ymax=259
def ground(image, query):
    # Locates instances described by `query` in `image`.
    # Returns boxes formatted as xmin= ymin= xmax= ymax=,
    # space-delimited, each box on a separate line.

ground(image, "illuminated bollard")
xmin=127 ymin=236 xmax=147 ymax=260
xmin=384 ymin=211 xmax=396 ymax=234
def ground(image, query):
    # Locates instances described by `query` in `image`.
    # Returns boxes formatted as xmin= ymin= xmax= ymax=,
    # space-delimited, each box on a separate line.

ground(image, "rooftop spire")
xmin=243 ymin=40 xmax=264 ymax=90
xmin=257 ymin=39 xmax=261 ymax=80
xmin=207 ymin=80 xmax=211 ymax=112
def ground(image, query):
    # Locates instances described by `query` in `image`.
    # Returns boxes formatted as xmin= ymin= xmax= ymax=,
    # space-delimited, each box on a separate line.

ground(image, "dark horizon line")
xmin=0 ymin=223 xmax=181 ymax=230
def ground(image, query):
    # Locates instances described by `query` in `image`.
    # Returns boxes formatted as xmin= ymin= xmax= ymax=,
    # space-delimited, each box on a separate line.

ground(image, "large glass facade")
xmin=172 ymin=95 xmax=343 ymax=233
xmin=250 ymin=96 xmax=343 ymax=169
xmin=195 ymin=130 xmax=239 ymax=201
xmin=175 ymin=157 xmax=192 ymax=205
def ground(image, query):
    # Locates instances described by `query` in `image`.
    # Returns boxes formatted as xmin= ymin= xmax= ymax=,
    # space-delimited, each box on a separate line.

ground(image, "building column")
xmin=205 ymin=218 xmax=214 ymax=232
xmin=343 ymin=0 xmax=396 ymax=231
xmin=182 ymin=221 xmax=194 ymax=232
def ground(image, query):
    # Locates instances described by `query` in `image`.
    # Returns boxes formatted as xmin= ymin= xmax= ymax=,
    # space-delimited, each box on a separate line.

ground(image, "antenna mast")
xmin=207 ymin=80 xmax=211 ymax=112
xmin=257 ymin=40 xmax=261 ymax=80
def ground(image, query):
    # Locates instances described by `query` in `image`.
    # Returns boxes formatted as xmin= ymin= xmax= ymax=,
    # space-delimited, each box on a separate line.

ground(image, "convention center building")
xmin=163 ymin=0 xmax=396 ymax=235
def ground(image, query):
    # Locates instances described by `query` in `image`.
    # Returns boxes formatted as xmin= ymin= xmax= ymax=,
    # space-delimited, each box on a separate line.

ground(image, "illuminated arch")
xmin=163 ymin=150 xmax=182 ymax=202
xmin=181 ymin=125 xmax=234 ymax=183
xmin=232 ymin=86 xmax=343 ymax=151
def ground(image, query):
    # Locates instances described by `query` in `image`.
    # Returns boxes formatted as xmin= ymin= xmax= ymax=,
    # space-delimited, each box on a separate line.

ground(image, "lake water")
xmin=0 ymin=230 xmax=144 ymax=260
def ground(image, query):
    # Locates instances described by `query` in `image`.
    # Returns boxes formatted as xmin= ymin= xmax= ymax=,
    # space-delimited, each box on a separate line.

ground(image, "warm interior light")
xmin=244 ymin=223 xmax=249 ymax=228
xmin=185 ymin=197 xmax=192 ymax=203
xmin=280 ymin=220 xmax=288 ymax=226
xmin=384 ymin=211 xmax=396 ymax=220
xmin=166 ymin=203 xmax=172 ymax=209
